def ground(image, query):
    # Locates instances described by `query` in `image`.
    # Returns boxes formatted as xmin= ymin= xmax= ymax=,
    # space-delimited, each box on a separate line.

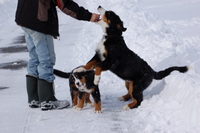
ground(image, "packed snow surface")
xmin=0 ymin=0 xmax=200 ymax=133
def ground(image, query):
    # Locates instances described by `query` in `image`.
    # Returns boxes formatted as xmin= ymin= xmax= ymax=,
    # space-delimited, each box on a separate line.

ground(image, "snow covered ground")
xmin=0 ymin=0 xmax=200 ymax=133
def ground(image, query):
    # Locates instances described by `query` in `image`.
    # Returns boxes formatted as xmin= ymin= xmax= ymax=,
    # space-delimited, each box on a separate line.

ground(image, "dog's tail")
xmin=153 ymin=66 xmax=188 ymax=80
xmin=53 ymin=69 xmax=71 ymax=78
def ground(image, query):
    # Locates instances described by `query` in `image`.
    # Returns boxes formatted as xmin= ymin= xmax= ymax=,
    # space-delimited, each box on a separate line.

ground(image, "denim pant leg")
xmin=23 ymin=27 xmax=39 ymax=78
xmin=22 ymin=27 xmax=55 ymax=82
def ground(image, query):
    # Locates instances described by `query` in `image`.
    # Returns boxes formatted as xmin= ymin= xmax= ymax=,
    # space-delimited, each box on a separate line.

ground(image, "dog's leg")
xmin=83 ymin=60 xmax=99 ymax=70
xmin=91 ymin=87 xmax=102 ymax=113
xmin=94 ymin=66 xmax=103 ymax=85
xmin=122 ymin=81 xmax=138 ymax=110
xmin=73 ymin=55 xmax=100 ymax=72
xmin=72 ymin=90 xmax=78 ymax=108
xmin=94 ymin=101 xmax=102 ymax=113
xmin=118 ymin=81 xmax=132 ymax=101
xmin=73 ymin=60 xmax=98 ymax=72
xmin=85 ymin=93 xmax=93 ymax=107
xmin=75 ymin=93 xmax=86 ymax=111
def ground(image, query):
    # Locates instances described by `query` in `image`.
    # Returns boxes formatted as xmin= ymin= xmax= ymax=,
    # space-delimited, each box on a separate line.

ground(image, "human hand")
xmin=90 ymin=13 xmax=100 ymax=22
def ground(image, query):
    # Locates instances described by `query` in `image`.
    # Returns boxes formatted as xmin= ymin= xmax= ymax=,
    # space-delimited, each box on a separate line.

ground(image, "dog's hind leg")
xmin=118 ymin=81 xmax=132 ymax=101
xmin=122 ymin=81 xmax=140 ymax=110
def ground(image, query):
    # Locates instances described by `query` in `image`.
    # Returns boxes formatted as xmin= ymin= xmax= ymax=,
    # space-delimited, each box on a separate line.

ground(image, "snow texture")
xmin=0 ymin=0 xmax=200 ymax=133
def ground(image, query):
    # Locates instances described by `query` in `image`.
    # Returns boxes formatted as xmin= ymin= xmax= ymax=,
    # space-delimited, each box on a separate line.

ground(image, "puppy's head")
xmin=97 ymin=6 xmax=127 ymax=35
xmin=71 ymin=73 xmax=92 ymax=93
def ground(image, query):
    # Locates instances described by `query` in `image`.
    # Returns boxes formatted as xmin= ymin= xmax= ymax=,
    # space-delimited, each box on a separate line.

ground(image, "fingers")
xmin=90 ymin=13 xmax=100 ymax=22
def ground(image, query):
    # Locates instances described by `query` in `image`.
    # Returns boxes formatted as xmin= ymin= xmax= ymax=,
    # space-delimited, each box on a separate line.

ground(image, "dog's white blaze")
xmin=74 ymin=76 xmax=92 ymax=93
xmin=96 ymin=37 xmax=106 ymax=61
xmin=97 ymin=7 xmax=108 ymax=35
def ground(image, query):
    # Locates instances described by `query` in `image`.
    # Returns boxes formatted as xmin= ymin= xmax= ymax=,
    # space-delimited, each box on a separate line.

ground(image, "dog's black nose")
xmin=98 ymin=6 xmax=102 ymax=9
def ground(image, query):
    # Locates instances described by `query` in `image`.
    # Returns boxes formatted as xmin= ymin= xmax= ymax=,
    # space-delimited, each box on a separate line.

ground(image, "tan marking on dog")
xmin=128 ymin=81 xmax=134 ymax=96
xmin=103 ymin=49 xmax=108 ymax=58
xmin=95 ymin=66 xmax=103 ymax=76
xmin=72 ymin=91 xmax=78 ymax=107
xmin=121 ymin=81 xmax=132 ymax=101
xmin=103 ymin=14 xmax=111 ymax=24
xmin=80 ymin=76 xmax=86 ymax=84
xmin=70 ymin=84 xmax=76 ymax=88
xmin=90 ymin=88 xmax=95 ymax=93
xmin=126 ymin=81 xmax=138 ymax=109
xmin=85 ymin=93 xmax=92 ymax=104
xmin=77 ymin=93 xmax=85 ymax=109
xmin=83 ymin=60 xmax=98 ymax=70
xmin=94 ymin=101 xmax=101 ymax=112
xmin=127 ymin=98 xmax=138 ymax=109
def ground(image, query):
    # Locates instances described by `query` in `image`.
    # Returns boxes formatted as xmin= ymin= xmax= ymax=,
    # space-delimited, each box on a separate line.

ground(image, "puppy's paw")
xmin=72 ymin=105 xmax=77 ymax=109
xmin=122 ymin=104 xmax=130 ymax=110
xmin=73 ymin=67 xmax=86 ymax=73
xmin=94 ymin=109 xmax=102 ymax=113
xmin=86 ymin=103 xmax=93 ymax=107
xmin=94 ymin=75 xmax=101 ymax=85
xmin=73 ymin=106 xmax=82 ymax=111
xmin=118 ymin=97 xmax=125 ymax=101
xmin=74 ymin=107 xmax=82 ymax=111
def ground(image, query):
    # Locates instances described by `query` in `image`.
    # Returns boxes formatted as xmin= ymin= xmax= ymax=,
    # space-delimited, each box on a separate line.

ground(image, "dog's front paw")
xmin=72 ymin=105 xmax=77 ymax=109
xmin=94 ymin=109 xmax=102 ymax=113
xmin=122 ymin=104 xmax=130 ymax=110
xmin=73 ymin=67 xmax=86 ymax=73
xmin=73 ymin=106 xmax=82 ymax=111
xmin=86 ymin=103 xmax=93 ymax=107
xmin=94 ymin=75 xmax=101 ymax=85
xmin=75 ymin=107 xmax=82 ymax=111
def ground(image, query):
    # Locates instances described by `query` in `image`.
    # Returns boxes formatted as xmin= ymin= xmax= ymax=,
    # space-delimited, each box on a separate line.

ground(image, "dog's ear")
xmin=117 ymin=23 xmax=127 ymax=32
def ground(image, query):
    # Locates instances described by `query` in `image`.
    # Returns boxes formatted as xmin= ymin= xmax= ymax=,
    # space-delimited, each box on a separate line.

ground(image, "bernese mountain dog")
xmin=74 ymin=6 xmax=188 ymax=110
xmin=54 ymin=67 xmax=102 ymax=113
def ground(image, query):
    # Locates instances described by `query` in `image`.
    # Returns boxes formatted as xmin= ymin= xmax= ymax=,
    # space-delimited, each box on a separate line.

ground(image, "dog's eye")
xmin=107 ymin=12 xmax=111 ymax=16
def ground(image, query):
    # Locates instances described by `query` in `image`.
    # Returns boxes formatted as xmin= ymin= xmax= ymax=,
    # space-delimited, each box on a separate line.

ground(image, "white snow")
xmin=0 ymin=0 xmax=200 ymax=133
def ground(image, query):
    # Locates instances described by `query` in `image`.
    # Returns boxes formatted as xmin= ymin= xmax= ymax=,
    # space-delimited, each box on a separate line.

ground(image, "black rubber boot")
xmin=26 ymin=75 xmax=39 ymax=108
xmin=26 ymin=75 xmax=39 ymax=103
xmin=38 ymin=78 xmax=57 ymax=103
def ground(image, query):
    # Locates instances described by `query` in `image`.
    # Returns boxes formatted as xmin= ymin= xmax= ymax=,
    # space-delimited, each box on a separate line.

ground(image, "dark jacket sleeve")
xmin=56 ymin=0 xmax=92 ymax=21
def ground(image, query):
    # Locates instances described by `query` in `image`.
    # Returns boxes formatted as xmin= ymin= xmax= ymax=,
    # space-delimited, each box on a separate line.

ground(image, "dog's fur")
xmin=74 ymin=6 xmax=188 ymax=110
xmin=54 ymin=68 xmax=101 ymax=113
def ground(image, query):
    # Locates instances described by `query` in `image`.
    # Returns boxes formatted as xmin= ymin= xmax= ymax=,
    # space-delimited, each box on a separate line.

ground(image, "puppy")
xmin=54 ymin=68 xmax=102 ymax=113
xmin=74 ymin=6 xmax=188 ymax=110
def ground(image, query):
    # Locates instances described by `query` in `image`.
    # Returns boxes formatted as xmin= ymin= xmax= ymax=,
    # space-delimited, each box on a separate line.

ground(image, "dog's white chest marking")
xmin=96 ymin=37 xmax=106 ymax=61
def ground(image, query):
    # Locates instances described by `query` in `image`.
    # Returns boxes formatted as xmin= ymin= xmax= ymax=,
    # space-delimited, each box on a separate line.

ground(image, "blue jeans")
xmin=22 ymin=27 xmax=56 ymax=82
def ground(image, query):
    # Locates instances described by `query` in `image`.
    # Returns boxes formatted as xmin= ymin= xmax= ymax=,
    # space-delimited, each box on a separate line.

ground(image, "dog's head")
xmin=71 ymin=71 xmax=95 ymax=93
xmin=97 ymin=6 xmax=127 ymax=36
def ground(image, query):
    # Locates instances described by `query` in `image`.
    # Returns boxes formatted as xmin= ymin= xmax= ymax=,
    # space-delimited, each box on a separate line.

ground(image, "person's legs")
xmin=23 ymin=27 xmax=40 ymax=107
xmin=23 ymin=27 xmax=69 ymax=110
xmin=22 ymin=27 xmax=39 ymax=77
xmin=23 ymin=27 xmax=55 ymax=82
